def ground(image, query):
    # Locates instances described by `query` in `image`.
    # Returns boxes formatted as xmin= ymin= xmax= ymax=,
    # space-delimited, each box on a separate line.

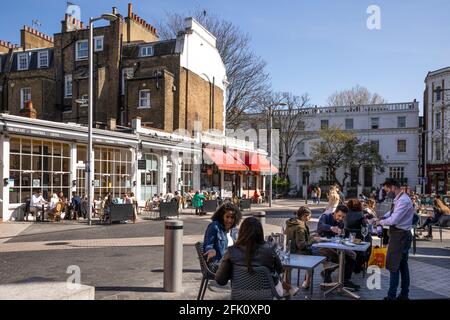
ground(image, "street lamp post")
xmin=87 ymin=14 xmax=118 ymax=226
xmin=267 ymin=102 xmax=287 ymax=208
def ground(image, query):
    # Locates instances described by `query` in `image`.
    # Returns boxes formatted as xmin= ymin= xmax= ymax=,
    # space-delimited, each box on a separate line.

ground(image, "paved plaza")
xmin=0 ymin=200 xmax=449 ymax=300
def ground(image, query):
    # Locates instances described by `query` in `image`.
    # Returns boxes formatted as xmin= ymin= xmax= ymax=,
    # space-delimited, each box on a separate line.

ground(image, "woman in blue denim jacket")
xmin=203 ymin=203 xmax=242 ymax=264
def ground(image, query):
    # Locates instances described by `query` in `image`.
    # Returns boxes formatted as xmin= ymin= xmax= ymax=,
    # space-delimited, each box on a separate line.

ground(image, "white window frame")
xmin=138 ymin=89 xmax=151 ymax=109
xmin=18 ymin=53 xmax=29 ymax=71
xmin=389 ymin=167 xmax=405 ymax=180
xmin=370 ymin=140 xmax=380 ymax=153
xmin=345 ymin=118 xmax=354 ymax=130
xmin=397 ymin=116 xmax=406 ymax=128
xmin=75 ymin=40 xmax=88 ymax=61
xmin=20 ymin=88 xmax=31 ymax=109
xmin=38 ymin=50 xmax=49 ymax=68
xmin=94 ymin=36 xmax=104 ymax=52
xmin=64 ymin=74 xmax=73 ymax=98
xmin=122 ymin=68 xmax=134 ymax=95
xmin=371 ymin=117 xmax=379 ymax=129
xmin=140 ymin=45 xmax=154 ymax=57
xmin=435 ymin=139 xmax=442 ymax=161
xmin=436 ymin=112 xmax=441 ymax=129
xmin=397 ymin=139 xmax=407 ymax=153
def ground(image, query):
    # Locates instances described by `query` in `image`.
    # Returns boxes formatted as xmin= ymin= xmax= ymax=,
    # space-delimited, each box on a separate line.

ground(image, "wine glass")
xmin=361 ymin=225 xmax=369 ymax=240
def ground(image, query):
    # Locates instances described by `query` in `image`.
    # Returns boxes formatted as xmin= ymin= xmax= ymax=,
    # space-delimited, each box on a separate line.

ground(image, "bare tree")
xmin=157 ymin=10 xmax=271 ymax=128
xmin=327 ymin=85 xmax=387 ymax=106
xmin=261 ymin=92 xmax=311 ymax=181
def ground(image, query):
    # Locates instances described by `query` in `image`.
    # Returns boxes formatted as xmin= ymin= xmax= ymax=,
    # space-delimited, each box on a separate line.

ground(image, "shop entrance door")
xmin=166 ymin=173 xmax=172 ymax=193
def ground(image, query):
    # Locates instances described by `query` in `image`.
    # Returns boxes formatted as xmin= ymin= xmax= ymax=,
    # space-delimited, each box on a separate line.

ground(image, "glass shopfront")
xmin=9 ymin=137 xmax=71 ymax=203
xmin=141 ymin=154 xmax=159 ymax=201
xmin=181 ymin=161 xmax=194 ymax=195
xmin=77 ymin=145 xmax=133 ymax=200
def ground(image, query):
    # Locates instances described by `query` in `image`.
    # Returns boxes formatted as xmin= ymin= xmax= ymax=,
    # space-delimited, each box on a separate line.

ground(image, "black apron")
xmin=386 ymin=226 xmax=411 ymax=273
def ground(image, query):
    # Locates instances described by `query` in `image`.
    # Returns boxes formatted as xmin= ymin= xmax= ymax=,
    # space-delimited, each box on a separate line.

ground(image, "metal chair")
xmin=230 ymin=265 xmax=284 ymax=300
xmin=195 ymin=242 xmax=217 ymax=300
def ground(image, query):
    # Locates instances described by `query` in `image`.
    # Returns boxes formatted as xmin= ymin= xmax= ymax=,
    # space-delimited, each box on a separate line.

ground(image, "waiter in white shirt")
xmin=376 ymin=178 xmax=414 ymax=301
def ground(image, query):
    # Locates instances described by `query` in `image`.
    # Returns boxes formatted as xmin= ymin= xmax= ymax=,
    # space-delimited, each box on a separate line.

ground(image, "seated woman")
xmin=215 ymin=217 xmax=299 ymax=297
xmin=252 ymin=189 xmax=262 ymax=204
xmin=203 ymin=203 xmax=242 ymax=270
xmin=419 ymin=195 xmax=450 ymax=240
xmin=285 ymin=206 xmax=322 ymax=289
xmin=46 ymin=193 xmax=61 ymax=221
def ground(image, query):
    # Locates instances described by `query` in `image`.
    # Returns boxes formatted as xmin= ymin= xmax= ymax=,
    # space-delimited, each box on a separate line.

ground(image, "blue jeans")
xmin=387 ymin=234 xmax=412 ymax=299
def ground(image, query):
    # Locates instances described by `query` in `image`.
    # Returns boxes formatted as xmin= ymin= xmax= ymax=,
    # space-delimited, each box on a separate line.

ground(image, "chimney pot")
xmin=108 ymin=118 xmax=117 ymax=131
xmin=112 ymin=7 xmax=118 ymax=15
xmin=20 ymin=101 xmax=37 ymax=119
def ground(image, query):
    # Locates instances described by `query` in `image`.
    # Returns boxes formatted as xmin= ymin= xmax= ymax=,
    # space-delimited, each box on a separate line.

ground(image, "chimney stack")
xmin=128 ymin=3 xmax=133 ymax=18
xmin=108 ymin=118 xmax=117 ymax=131
xmin=20 ymin=101 xmax=37 ymax=119
xmin=112 ymin=7 xmax=118 ymax=15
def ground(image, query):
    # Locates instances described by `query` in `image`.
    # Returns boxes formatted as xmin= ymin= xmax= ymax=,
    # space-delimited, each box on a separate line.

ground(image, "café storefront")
xmin=427 ymin=164 xmax=450 ymax=195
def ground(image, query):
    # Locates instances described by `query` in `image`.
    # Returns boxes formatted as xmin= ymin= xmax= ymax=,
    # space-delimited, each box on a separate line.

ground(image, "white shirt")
xmin=380 ymin=192 xmax=414 ymax=231
xmin=226 ymin=232 xmax=234 ymax=247
xmin=31 ymin=194 xmax=45 ymax=207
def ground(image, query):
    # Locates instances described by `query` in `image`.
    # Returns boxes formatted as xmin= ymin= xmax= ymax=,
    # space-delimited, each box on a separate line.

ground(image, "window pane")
xmin=43 ymin=141 xmax=52 ymax=156
xmin=63 ymin=144 xmax=70 ymax=157
xmin=11 ymin=155 xmax=20 ymax=170
xmin=10 ymin=138 xmax=21 ymax=153
xmin=53 ymin=143 xmax=62 ymax=157
xmin=32 ymin=156 xmax=42 ymax=171
xmin=42 ymin=156 xmax=51 ymax=171
xmin=77 ymin=146 xmax=87 ymax=162
xmin=53 ymin=157 xmax=61 ymax=172
xmin=22 ymin=155 xmax=31 ymax=170
xmin=63 ymin=158 xmax=70 ymax=172
xmin=22 ymin=139 xmax=31 ymax=154
xmin=33 ymin=141 xmax=42 ymax=155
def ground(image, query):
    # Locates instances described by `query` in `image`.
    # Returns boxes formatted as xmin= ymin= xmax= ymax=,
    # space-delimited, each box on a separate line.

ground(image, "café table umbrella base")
xmin=322 ymin=249 xmax=361 ymax=300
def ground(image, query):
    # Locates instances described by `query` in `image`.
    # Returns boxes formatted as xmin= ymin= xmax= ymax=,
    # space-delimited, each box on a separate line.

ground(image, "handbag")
xmin=368 ymin=246 xmax=387 ymax=269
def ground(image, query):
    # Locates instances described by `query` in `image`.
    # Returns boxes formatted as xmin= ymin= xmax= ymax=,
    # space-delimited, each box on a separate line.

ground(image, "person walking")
xmin=316 ymin=186 xmax=322 ymax=205
xmin=377 ymin=178 xmax=414 ymax=301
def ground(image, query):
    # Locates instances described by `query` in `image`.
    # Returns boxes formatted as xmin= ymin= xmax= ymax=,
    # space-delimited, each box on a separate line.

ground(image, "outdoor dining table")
xmin=282 ymin=254 xmax=326 ymax=299
xmin=312 ymin=240 xmax=371 ymax=300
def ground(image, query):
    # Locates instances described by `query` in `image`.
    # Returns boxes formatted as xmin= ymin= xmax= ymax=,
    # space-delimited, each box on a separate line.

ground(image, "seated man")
xmin=30 ymin=190 xmax=48 ymax=220
xmin=317 ymin=204 xmax=359 ymax=290
xmin=70 ymin=192 xmax=82 ymax=220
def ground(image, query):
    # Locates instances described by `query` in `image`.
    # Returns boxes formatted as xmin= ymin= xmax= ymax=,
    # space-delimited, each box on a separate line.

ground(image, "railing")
xmin=275 ymin=102 xmax=419 ymax=117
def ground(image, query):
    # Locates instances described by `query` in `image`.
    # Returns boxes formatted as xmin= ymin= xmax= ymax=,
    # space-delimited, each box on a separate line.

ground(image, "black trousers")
xmin=319 ymin=248 xmax=356 ymax=281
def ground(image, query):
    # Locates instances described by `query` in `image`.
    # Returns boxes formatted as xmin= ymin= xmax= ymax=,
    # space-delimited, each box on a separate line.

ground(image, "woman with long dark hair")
xmin=215 ymin=217 xmax=299 ymax=297
xmin=203 ymin=203 xmax=242 ymax=264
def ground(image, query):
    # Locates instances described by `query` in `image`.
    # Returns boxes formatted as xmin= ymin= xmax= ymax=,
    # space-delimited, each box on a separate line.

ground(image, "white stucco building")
xmin=286 ymin=102 xmax=420 ymax=196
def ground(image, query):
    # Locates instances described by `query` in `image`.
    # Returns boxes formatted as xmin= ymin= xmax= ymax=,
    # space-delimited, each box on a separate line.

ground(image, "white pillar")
xmin=239 ymin=174 xmax=244 ymax=197
xmin=220 ymin=171 xmax=225 ymax=197
xmin=1 ymin=136 xmax=10 ymax=222
xmin=70 ymin=143 xmax=77 ymax=197
xmin=161 ymin=154 xmax=168 ymax=194
xmin=135 ymin=150 xmax=142 ymax=202
xmin=262 ymin=175 xmax=266 ymax=193
xmin=193 ymin=153 xmax=201 ymax=191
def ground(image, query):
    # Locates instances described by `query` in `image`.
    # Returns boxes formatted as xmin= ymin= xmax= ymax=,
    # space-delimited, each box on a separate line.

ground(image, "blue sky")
xmin=1 ymin=0 xmax=449 ymax=112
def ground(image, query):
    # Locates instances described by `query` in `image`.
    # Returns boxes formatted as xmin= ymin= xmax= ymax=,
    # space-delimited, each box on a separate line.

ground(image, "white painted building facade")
xmin=283 ymin=102 xmax=420 ymax=196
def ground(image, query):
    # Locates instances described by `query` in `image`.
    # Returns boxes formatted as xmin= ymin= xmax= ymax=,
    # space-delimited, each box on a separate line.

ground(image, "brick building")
xmin=0 ymin=3 xmax=227 ymax=134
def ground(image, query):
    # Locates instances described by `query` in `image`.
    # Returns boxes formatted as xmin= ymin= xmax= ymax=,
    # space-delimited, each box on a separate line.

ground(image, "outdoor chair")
xmin=195 ymin=242 xmax=217 ymax=300
xmin=437 ymin=215 xmax=450 ymax=243
xmin=230 ymin=265 xmax=284 ymax=300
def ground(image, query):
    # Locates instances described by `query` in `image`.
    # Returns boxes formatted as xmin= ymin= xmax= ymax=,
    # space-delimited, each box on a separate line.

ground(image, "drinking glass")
xmin=361 ymin=226 xmax=369 ymax=239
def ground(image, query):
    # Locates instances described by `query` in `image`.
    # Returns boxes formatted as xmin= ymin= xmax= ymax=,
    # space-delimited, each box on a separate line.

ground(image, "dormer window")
xmin=140 ymin=45 xmax=154 ymax=57
xmin=38 ymin=50 xmax=49 ymax=68
xmin=18 ymin=53 xmax=29 ymax=71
